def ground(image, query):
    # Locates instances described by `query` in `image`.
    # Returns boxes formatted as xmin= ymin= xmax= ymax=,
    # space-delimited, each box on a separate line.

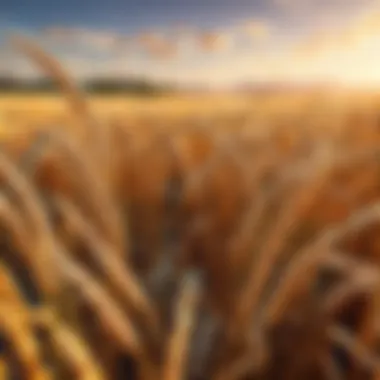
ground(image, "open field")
xmin=2 ymin=89 xmax=380 ymax=380
xmin=0 ymin=93 xmax=254 ymax=117
xmin=0 ymin=94 xmax=253 ymax=139
xmin=0 ymin=93 xmax=320 ymax=132
xmin=1 ymin=90 xmax=380 ymax=152
xmin=4 ymin=37 xmax=380 ymax=380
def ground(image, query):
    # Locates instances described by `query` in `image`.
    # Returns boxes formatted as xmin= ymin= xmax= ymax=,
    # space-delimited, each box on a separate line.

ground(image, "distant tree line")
xmin=0 ymin=76 xmax=176 ymax=95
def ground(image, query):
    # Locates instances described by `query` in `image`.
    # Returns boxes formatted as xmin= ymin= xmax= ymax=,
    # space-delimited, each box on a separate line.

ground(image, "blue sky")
xmin=1 ymin=0 xmax=380 ymax=87
xmin=0 ymin=0 xmax=273 ymax=31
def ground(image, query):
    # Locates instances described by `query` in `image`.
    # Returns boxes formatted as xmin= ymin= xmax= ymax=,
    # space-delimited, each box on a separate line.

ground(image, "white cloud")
xmin=40 ymin=27 xmax=129 ymax=52
xmin=196 ymin=31 xmax=234 ymax=52
xmin=292 ymin=5 xmax=380 ymax=62
xmin=241 ymin=19 xmax=272 ymax=41
xmin=136 ymin=32 xmax=179 ymax=59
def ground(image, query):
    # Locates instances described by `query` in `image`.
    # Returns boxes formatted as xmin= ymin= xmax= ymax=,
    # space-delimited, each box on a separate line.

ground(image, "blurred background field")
xmin=1 ymin=90 xmax=380 ymax=137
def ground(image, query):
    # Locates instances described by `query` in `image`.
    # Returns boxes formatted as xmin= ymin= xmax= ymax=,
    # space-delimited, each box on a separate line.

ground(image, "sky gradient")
xmin=1 ymin=0 xmax=380 ymax=87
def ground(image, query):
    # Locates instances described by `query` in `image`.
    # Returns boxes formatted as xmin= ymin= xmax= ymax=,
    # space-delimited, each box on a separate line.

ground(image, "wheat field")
xmin=2 ymin=36 xmax=380 ymax=380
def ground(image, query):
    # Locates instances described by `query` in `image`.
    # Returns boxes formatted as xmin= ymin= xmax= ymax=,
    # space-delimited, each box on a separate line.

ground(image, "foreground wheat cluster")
xmin=3 ymin=36 xmax=380 ymax=380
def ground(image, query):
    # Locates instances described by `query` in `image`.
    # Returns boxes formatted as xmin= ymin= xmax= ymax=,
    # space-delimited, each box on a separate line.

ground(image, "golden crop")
xmin=1 ymin=36 xmax=380 ymax=380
